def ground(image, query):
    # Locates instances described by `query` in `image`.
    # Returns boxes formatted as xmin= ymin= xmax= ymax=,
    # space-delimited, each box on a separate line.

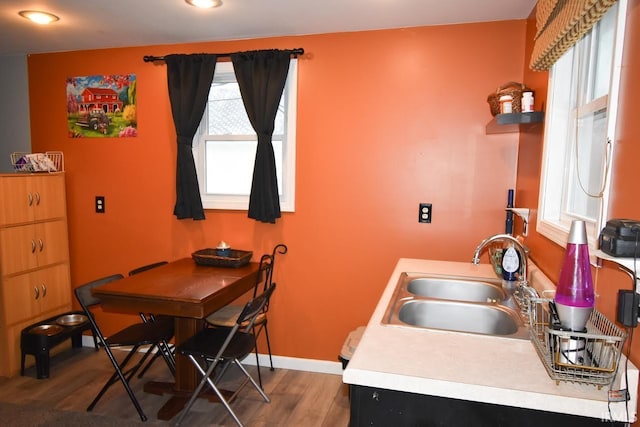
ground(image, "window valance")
xmin=530 ymin=0 xmax=617 ymax=71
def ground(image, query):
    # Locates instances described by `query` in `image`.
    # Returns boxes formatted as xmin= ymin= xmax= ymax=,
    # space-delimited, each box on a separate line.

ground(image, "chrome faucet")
xmin=472 ymin=233 xmax=528 ymax=285
xmin=472 ymin=234 xmax=537 ymax=312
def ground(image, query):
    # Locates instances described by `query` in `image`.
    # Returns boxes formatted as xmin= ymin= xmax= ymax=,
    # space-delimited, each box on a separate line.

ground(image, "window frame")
xmin=536 ymin=1 xmax=626 ymax=250
xmin=192 ymin=59 xmax=297 ymax=212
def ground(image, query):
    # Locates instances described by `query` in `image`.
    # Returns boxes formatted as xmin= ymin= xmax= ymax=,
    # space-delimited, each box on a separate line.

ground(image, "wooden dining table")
xmin=91 ymin=257 xmax=260 ymax=420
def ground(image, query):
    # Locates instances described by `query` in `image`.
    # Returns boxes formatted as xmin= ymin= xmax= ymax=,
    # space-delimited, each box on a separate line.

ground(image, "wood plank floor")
xmin=0 ymin=347 xmax=351 ymax=426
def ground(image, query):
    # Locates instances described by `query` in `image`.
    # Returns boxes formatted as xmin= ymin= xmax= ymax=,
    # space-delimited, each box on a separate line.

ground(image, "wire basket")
xmin=10 ymin=152 xmax=64 ymax=173
xmin=528 ymin=298 xmax=626 ymax=388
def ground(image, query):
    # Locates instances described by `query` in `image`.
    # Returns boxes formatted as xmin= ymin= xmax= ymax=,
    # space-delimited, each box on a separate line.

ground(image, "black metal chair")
xmin=127 ymin=261 xmax=176 ymax=379
xmin=175 ymin=283 xmax=276 ymax=427
xmin=74 ymin=274 xmax=175 ymax=422
xmin=205 ymin=243 xmax=287 ymax=387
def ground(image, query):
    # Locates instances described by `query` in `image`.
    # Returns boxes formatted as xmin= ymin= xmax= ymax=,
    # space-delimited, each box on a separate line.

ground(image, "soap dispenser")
xmin=501 ymin=244 xmax=520 ymax=295
xmin=554 ymin=220 xmax=595 ymax=331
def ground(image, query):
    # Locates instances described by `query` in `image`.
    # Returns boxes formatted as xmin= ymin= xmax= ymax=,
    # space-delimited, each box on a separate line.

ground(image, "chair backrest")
xmin=264 ymin=244 xmax=287 ymax=292
xmin=74 ymin=274 xmax=125 ymax=310
xmin=238 ymin=283 xmax=276 ymax=330
xmin=128 ymin=261 xmax=168 ymax=276
xmin=251 ymin=243 xmax=287 ymax=300
xmin=253 ymin=254 xmax=273 ymax=298
xmin=74 ymin=274 xmax=125 ymax=347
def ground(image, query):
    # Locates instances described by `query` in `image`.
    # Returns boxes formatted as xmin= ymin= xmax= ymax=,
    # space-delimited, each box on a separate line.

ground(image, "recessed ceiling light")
xmin=18 ymin=10 xmax=60 ymax=25
xmin=185 ymin=0 xmax=222 ymax=8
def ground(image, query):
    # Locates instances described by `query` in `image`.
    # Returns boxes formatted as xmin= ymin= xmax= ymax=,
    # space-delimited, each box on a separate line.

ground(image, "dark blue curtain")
xmin=231 ymin=50 xmax=292 ymax=223
xmin=165 ymin=54 xmax=217 ymax=220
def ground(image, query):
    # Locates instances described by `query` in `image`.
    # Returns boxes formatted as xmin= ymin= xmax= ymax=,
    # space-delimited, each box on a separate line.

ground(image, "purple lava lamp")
xmin=554 ymin=220 xmax=595 ymax=331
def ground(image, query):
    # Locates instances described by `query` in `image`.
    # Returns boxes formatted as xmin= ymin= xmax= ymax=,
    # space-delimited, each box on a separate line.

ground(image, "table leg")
xmin=144 ymin=317 xmax=201 ymax=420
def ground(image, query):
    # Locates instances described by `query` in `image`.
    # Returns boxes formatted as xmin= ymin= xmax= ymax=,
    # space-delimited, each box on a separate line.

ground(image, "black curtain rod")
xmin=143 ymin=48 xmax=304 ymax=63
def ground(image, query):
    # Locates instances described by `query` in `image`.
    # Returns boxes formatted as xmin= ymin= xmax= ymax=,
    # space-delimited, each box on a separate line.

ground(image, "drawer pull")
xmin=38 ymin=239 xmax=44 ymax=251
xmin=28 ymin=193 xmax=33 ymax=206
xmin=34 ymin=286 xmax=40 ymax=299
xmin=31 ymin=240 xmax=36 ymax=253
xmin=41 ymin=284 xmax=47 ymax=297
xmin=35 ymin=192 xmax=41 ymax=206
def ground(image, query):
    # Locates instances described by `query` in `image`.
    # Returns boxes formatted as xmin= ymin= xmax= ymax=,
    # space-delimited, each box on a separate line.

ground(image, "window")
xmin=537 ymin=2 xmax=626 ymax=248
xmin=192 ymin=60 xmax=297 ymax=211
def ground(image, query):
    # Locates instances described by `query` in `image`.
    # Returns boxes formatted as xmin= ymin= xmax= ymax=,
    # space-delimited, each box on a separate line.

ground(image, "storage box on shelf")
xmin=0 ymin=172 xmax=72 ymax=377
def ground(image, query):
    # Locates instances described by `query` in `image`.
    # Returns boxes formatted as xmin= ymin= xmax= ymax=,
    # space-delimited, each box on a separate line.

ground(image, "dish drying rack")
xmin=528 ymin=298 xmax=626 ymax=388
xmin=10 ymin=151 xmax=64 ymax=173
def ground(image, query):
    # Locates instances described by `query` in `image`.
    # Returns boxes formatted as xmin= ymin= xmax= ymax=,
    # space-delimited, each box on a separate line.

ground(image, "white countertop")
xmin=343 ymin=258 xmax=638 ymax=422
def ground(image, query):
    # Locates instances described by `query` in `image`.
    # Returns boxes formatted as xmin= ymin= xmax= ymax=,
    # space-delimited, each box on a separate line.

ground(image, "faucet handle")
xmin=514 ymin=283 xmax=539 ymax=318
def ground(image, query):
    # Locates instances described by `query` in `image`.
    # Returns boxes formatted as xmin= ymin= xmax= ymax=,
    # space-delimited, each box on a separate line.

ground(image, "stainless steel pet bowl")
xmin=29 ymin=324 xmax=64 ymax=336
xmin=56 ymin=314 xmax=88 ymax=326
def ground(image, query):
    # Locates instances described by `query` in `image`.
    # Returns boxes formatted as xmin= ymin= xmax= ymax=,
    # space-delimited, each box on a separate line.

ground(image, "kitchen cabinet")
xmin=0 ymin=174 xmax=67 ymax=224
xmin=349 ymin=385 xmax=624 ymax=426
xmin=2 ymin=264 xmax=70 ymax=325
xmin=0 ymin=173 xmax=72 ymax=377
xmin=0 ymin=221 xmax=69 ymax=274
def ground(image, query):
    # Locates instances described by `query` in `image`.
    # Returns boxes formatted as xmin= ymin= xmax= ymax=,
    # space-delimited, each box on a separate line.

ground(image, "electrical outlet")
xmin=95 ymin=196 xmax=105 ymax=213
xmin=418 ymin=203 xmax=432 ymax=223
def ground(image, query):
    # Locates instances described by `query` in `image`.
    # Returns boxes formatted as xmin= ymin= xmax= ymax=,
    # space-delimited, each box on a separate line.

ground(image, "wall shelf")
xmin=594 ymin=249 xmax=640 ymax=285
xmin=486 ymin=111 xmax=544 ymax=134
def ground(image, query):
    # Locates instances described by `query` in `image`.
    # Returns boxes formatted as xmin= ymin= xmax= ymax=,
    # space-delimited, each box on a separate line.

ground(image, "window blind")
xmin=530 ymin=0 xmax=617 ymax=71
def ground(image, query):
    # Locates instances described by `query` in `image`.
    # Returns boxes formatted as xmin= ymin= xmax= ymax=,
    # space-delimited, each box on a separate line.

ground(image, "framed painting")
xmin=66 ymin=74 xmax=137 ymax=138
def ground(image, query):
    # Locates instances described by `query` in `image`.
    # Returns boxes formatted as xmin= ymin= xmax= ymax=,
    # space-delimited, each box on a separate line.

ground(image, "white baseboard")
xmin=242 ymin=353 xmax=344 ymax=376
xmin=81 ymin=336 xmax=344 ymax=376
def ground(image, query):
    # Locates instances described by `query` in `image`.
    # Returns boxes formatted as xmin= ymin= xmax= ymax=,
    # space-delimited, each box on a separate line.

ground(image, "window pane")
xmin=207 ymin=82 xmax=254 ymax=135
xmin=204 ymin=139 xmax=284 ymax=196
xmin=565 ymin=108 xmax=607 ymax=220
xmin=593 ymin=5 xmax=616 ymax=99
xmin=205 ymin=140 xmax=256 ymax=195
xmin=207 ymin=81 xmax=286 ymax=136
xmin=274 ymin=95 xmax=285 ymax=135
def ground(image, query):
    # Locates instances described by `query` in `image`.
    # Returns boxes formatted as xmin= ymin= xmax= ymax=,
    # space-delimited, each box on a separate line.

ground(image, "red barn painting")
xmin=66 ymin=74 xmax=137 ymax=138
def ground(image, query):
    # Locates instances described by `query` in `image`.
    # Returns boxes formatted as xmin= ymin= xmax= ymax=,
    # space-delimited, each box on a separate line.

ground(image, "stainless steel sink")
xmin=382 ymin=272 xmax=529 ymax=339
xmin=397 ymin=300 xmax=526 ymax=337
xmin=407 ymin=276 xmax=505 ymax=303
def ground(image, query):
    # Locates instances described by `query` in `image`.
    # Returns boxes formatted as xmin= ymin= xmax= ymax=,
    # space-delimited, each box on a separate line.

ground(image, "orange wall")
xmin=28 ymin=21 xmax=527 ymax=361
xmin=517 ymin=0 xmax=640 ymax=405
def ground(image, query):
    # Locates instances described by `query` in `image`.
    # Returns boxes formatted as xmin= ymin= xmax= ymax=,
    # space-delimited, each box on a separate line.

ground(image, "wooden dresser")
xmin=0 ymin=173 xmax=71 ymax=377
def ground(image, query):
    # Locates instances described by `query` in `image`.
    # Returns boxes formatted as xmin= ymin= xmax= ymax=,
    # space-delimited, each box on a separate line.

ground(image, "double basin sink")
xmin=382 ymin=273 xmax=529 ymax=339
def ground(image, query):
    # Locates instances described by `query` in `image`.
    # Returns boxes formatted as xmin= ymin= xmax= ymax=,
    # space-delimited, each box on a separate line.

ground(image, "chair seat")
xmin=178 ymin=327 xmax=256 ymax=361
xmin=206 ymin=305 xmax=266 ymax=328
xmin=106 ymin=322 xmax=173 ymax=347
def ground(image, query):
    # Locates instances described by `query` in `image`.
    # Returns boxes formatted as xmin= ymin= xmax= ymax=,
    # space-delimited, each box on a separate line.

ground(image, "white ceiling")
xmin=0 ymin=0 xmax=536 ymax=57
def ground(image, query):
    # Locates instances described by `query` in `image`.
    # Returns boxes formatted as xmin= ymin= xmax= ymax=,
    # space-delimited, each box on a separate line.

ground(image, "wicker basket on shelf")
xmin=487 ymin=82 xmax=532 ymax=116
